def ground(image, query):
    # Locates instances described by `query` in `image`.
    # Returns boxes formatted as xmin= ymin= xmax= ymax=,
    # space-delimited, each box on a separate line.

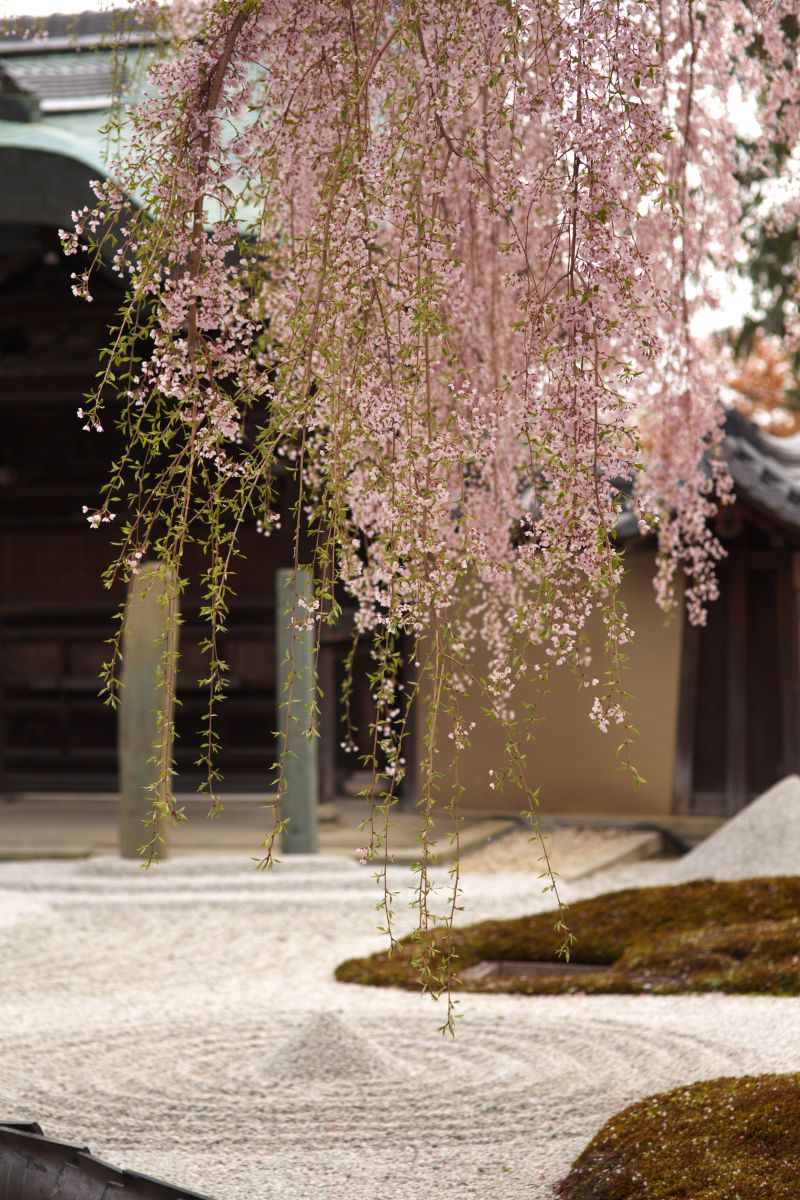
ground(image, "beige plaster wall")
xmin=416 ymin=547 xmax=684 ymax=817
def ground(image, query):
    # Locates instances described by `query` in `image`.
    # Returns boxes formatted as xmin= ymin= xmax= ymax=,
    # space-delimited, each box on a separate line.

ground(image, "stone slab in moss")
xmin=557 ymin=1073 xmax=800 ymax=1200
xmin=334 ymin=876 xmax=800 ymax=995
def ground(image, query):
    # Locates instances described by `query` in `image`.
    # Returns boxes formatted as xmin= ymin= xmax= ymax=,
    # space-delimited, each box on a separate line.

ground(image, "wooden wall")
xmin=412 ymin=547 xmax=685 ymax=817
xmin=0 ymin=225 xmax=292 ymax=793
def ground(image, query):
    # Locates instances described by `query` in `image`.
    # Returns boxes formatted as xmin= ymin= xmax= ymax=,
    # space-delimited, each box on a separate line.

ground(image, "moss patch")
xmin=558 ymin=1073 xmax=800 ymax=1199
xmin=334 ymin=876 xmax=800 ymax=995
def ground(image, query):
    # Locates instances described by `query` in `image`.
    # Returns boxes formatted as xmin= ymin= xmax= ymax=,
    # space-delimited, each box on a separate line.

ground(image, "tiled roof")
xmin=0 ymin=6 xmax=155 ymax=128
xmin=723 ymin=407 xmax=800 ymax=533
xmin=0 ymin=1122 xmax=212 ymax=1199
xmin=1 ymin=55 xmax=118 ymax=112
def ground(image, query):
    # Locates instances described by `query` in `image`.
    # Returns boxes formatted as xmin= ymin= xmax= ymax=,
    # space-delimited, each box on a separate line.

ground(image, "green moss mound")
xmin=335 ymin=876 xmax=800 ymax=994
xmin=558 ymin=1073 xmax=800 ymax=1199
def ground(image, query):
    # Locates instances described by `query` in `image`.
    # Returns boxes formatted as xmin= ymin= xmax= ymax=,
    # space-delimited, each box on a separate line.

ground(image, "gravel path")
xmin=460 ymin=823 xmax=645 ymax=876
xmin=0 ymin=853 xmax=796 ymax=1199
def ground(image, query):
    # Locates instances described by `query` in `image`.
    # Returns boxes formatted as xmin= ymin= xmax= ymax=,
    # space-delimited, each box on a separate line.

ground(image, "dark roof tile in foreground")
xmin=723 ymin=407 xmax=800 ymax=534
xmin=0 ymin=1123 xmax=215 ymax=1200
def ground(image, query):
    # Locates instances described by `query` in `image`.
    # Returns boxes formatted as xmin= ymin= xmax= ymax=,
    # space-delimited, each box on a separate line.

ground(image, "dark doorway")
xmin=675 ymin=514 xmax=800 ymax=815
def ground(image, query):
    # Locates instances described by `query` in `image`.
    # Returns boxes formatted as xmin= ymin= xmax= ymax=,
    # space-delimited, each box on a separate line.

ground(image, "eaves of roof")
xmin=0 ymin=113 xmax=110 ymax=176
xmin=723 ymin=408 xmax=800 ymax=534
xmin=581 ymin=407 xmax=800 ymax=547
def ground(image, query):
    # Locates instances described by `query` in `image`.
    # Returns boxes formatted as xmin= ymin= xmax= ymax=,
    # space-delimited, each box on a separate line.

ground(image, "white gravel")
xmin=460 ymin=823 xmax=640 ymax=876
xmin=0 ymin=852 xmax=797 ymax=1199
xmin=667 ymin=773 xmax=800 ymax=883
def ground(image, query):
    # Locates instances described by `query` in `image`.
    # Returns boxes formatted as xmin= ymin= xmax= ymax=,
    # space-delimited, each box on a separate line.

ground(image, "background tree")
xmin=731 ymin=10 xmax=799 ymax=415
xmin=729 ymin=333 xmax=799 ymax=433
xmin=66 ymin=0 xmax=799 ymax=1012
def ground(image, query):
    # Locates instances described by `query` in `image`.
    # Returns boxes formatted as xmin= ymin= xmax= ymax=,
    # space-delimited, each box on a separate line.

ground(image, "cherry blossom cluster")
xmin=66 ymin=0 xmax=798 ymax=995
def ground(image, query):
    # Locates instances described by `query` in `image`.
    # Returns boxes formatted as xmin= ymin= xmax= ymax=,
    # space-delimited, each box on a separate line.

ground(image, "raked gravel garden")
xmin=1 ymin=790 xmax=799 ymax=1200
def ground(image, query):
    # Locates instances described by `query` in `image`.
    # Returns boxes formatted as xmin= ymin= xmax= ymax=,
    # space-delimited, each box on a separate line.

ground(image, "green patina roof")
xmin=0 ymin=37 xmax=255 ymax=226
xmin=0 ymin=29 xmax=160 ymax=228
xmin=0 ymin=18 xmax=156 ymax=178
xmin=0 ymin=109 xmax=113 ymax=173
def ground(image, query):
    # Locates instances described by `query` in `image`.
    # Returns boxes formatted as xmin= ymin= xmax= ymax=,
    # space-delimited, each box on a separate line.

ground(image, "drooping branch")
xmin=64 ymin=0 xmax=799 ymax=1010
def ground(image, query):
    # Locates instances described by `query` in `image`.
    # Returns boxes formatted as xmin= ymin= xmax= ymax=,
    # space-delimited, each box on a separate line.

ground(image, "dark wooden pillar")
xmin=317 ymin=636 xmax=337 ymax=806
xmin=672 ymin=621 xmax=699 ymax=814
xmin=726 ymin=552 xmax=748 ymax=815
xmin=397 ymin=633 xmax=419 ymax=810
xmin=788 ymin=552 xmax=800 ymax=776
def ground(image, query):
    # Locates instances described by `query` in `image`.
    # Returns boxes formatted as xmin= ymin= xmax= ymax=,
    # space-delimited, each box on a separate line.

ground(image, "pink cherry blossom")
xmin=65 ymin=1 xmax=799 ymax=1012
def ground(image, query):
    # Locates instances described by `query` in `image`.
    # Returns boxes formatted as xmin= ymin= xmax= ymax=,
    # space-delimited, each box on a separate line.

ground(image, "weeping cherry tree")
xmin=65 ymin=0 xmax=799 ymax=1017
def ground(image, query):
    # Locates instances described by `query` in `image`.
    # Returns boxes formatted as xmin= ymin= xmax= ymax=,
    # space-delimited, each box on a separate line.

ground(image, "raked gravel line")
xmin=0 ymin=853 xmax=796 ymax=1200
xmin=457 ymin=823 xmax=642 ymax=877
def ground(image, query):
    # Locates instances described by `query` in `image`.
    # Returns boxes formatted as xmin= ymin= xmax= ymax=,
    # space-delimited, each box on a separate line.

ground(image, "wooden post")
xmin=118 ymin=563 xmax=180 ymax=859
xmin=726 ymin=552 xmax=747 ymax=815
xmin=317 ymin=638 xmax=337 ymax=807
xmin=399 ymin=632 xmax=419 ymax=810
xmin=672 ymin=617 xmax=699 ymax=815
xmin=276 ymin=567 xmax=319 ymax=853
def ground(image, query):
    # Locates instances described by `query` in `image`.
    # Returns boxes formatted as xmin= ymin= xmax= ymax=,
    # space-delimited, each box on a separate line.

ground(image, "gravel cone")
xmin=668 ymin=775 xmax=800 ymax=883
